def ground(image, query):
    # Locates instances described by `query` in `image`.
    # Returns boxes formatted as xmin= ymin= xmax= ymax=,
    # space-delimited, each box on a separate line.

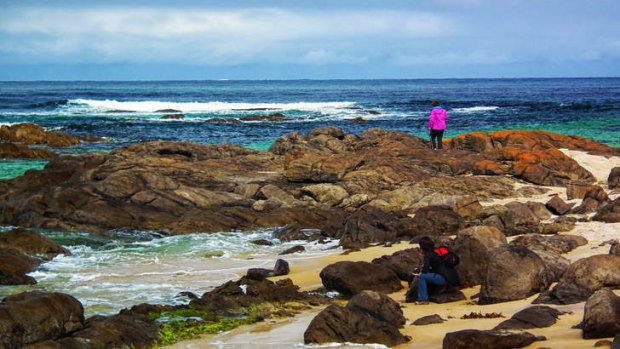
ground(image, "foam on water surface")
xmin=0 ymin=228 xmax=341 ymax=317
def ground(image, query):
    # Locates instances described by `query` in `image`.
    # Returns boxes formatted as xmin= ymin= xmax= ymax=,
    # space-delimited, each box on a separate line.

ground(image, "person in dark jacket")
xmin=411 ymin=236 xmax=460 ymax=304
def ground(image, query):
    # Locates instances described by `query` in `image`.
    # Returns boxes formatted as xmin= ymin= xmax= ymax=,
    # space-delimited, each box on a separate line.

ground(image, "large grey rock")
xmin=494 ymin=306 xmax=563 ymax=330
xmin=581 ymin=289 xmax=620 ymax=339
xmin=571 ymin=185 xmax=611 ymax=214
xmin=594 ymin=198 xmax=620 ymax=223
xmin=0 ymin=291 xmax=84 ymax=349
xmin=545 ymin=195 xmax=574 ymax=215
xmin=26 ymin=314 xmax=160 ymax=349
xmin=409 ymin=205 xmax=464 ymax=236
xmin=479 ymin=245 xmax=553 ymax=304
xmin=372 ymin=247 xmax=423 ymax=282
xmin=320 ymin=261 xmax=402 ymax=297
xmin=442 ymin=329 xmax=539 ymax=349
xmin=301 ymin=184 xmax=349 ymax=207
xmin=561 ymin=255 xmax=620 ymax=295
xmin=509 ymin=233 xmax=588 ymax=254
xmin=452 ymin=226 xmax=507 ymax=286
xmin=304 ymin=291 xmax=409 ymax=347
xmin=347 ymin=290 xmax=406 ymax=327
xmin=339 ymin=209 xmax=401 ymax=249
xmin=482 ymin=202 xmax=542 ymax=236
xmin=534 ymin=254 xmax=620 ymax=305
xmin=0 ymin=228 xmax=70 ymax=260
xmin=0 ymin=249 xmax=38 ymax=285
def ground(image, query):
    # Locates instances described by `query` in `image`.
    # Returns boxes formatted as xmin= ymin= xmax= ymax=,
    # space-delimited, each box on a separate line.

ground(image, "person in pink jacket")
xmin=428 ymin=101 xmax=448 ymax=150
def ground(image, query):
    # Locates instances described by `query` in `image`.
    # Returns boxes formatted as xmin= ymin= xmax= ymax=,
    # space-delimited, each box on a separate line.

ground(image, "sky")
xmin=0 ymin=0 xmax=619 ymax=80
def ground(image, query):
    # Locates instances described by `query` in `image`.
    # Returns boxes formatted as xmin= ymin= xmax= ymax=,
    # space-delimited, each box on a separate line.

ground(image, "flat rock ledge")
xmin=0 ymin=128 xmax=617 ymax=240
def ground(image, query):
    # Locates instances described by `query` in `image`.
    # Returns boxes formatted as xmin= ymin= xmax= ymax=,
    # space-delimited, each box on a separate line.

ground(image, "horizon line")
xmin=1 ymin=76 xmax=619 ymax=83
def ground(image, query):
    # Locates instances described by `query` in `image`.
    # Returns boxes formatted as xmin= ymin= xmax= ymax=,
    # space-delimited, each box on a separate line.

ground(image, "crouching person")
xmin=406 ymin=236 xmax=461 ymax=304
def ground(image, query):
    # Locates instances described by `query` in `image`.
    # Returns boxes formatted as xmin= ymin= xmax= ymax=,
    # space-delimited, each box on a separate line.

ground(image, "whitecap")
xmin=450 ymin=106 xmax=499 ymax=113
xmin=66 ymin=99 xmax=356 ymax=114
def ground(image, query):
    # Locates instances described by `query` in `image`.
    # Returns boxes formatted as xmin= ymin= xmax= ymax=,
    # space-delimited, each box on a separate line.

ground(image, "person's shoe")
xmin=414 ymin=301 xmax=429 ymax=305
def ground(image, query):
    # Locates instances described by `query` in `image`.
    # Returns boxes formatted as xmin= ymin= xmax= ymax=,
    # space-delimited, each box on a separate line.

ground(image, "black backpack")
xmin=434 ymin=246 xmax=459 ymax=268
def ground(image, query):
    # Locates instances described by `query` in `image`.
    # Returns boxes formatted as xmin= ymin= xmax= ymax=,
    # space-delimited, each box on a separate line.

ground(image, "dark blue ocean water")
xmin=1 ymin=78 xmax=619 ymax=157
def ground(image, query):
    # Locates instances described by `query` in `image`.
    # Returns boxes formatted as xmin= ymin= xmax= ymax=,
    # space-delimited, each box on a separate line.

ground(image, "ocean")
xmin=1 ymin=78 xmax=619 ymax=316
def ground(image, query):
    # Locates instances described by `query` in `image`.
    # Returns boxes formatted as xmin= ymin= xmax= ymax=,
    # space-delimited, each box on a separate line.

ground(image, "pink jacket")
xmin=428 ymin=107 xmax=448 ymax=130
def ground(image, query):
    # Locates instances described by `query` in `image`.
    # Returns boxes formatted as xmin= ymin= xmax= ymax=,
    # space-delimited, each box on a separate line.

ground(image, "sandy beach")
xmin=164 ymin=149 xmax=620 ymax=348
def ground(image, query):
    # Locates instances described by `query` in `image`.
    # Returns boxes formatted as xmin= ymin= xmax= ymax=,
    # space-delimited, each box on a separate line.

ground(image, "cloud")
xmin=299 ymin=50 xmax=368 ymax=65
xmin=0 ymin=6 xmax=455 ymax=65
xmin=390 ymin=50 xmax=513 ymax=66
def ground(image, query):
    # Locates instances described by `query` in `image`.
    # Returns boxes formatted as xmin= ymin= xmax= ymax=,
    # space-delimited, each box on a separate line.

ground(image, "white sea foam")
xmin=451 ymin=106 xmax=499 ymax=113
xmin=66 ymin=99 xmax=356 ymax=114
xmin=2 ymin=228 xmax=341 ymax=316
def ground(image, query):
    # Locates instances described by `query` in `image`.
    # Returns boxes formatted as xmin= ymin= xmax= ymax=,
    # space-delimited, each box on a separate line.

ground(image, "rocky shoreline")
xmin=1 ymin=124 xmax=620 ymax=348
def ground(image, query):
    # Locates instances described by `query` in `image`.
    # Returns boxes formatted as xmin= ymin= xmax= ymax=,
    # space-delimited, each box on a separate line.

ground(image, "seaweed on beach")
xmin=460 ymin=311 xmax=505 ymax=319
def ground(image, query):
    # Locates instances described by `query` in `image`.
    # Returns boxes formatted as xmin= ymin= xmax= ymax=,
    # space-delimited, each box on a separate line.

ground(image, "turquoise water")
xmin=0 ymin=159 xmax=47 ymax=180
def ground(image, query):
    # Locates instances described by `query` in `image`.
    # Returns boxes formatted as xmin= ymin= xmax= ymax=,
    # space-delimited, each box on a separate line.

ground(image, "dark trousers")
xmin=430 ymin=129 xmax=444 ymax=149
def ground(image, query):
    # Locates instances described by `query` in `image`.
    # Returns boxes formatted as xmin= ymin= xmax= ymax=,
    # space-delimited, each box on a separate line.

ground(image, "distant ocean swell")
xmin=2 ymin=98 xmax=616 ymax=117
xmin=0 ymin=78 xmax=618 ymax=150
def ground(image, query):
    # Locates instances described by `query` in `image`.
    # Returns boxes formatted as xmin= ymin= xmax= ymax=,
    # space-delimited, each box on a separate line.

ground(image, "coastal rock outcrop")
xmin=508 ymin=234 xmax=587 ymax=281
xmin=190 ymin=276 xmax=326 ymax=316
xmin=581 ymin=289 xmax=620 ymax=339
xmin=408 ymin=205 xmax=464 ymax=236
xmin=509 ymin=233 xmax=588 ymax=254
xmin=479 ymin=245 xmax=553 ymax=304
xmin=0 ymin=142 xmax=56 ymax=159
xmin=0 ymin=229 xmax=70 ymax=285
xmin=27 ymin=314 xmax=160 ymax=349
xmin=246 ymin=259 xmax=290 ymax=280
xmin=338 ymin=208 xmax=403 ymax=249
xmin=372 ymin=247 xmax=424 ymax=282
xmin=304 ymin=290 xmax=409 ymax=347
xmin=452 ymin=225 xmax=508 ymax=286
xmin=0 ymin=248 xmax=38 ymax=285
xmin=450 ymin=130 xmax=608 ymax=185
xmin=0 ymin=123 xmax=101 ymax=147
xmin=545 ymin=195 xmax=574 ymax=215
xmin=0 ymin=291 xmax=84 ymax=349
xmin=0 ymin=228 xmax=70 ymax=260
xmin=481 ymin=201 xmax=546 ymax=236
xmin=493 ymin=306 xmax=564 ymax=330
xmin=593 ymin=197 xmax=620 ymax=223
xmin=319 ymin=261 xmax=403 ymax=297
xmin=442 ymin=329 xmax=540 ymax=349
xmin=534 ymin=254 xmax=620 ymax=304
xmin=0 ymin=128 xmax=616 ymax=238
xmin=571 ymin=185 xmax=611 ymax=214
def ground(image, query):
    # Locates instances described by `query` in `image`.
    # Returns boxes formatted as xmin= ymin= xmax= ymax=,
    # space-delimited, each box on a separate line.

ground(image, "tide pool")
xmin=0 ymin=159 xmax=47 ymax=180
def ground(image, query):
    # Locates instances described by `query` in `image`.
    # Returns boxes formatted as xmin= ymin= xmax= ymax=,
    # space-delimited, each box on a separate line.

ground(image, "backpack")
xmin=434 ymin=246 xmax=459 ymax=268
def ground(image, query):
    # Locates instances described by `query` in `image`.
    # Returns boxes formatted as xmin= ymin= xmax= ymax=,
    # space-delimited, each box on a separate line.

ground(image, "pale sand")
xmin=559 ymin=149 xmax=620 ymax=187
xmin=166 ymin=150 xmax=620 ymax=348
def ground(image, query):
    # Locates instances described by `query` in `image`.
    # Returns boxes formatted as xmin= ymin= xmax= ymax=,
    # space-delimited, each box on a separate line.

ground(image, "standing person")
xmin=411 ymin=236 xmax=460 ymax=304
xmin=428 ymin=101 xmax=448 ymax=150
